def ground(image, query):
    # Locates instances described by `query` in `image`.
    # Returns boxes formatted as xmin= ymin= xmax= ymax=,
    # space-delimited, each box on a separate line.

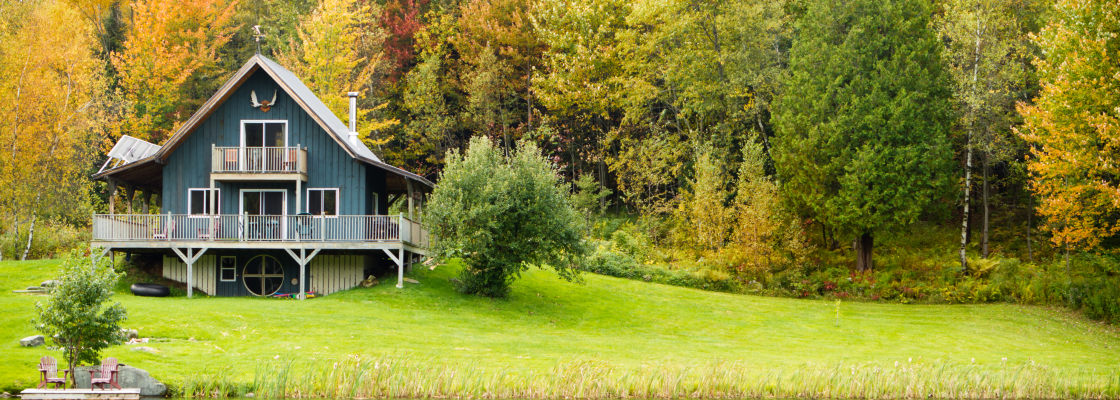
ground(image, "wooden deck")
xmin=92 ymin=213 xmax=429 ymax=251
xmin=21 ymin=389 xmax=140 ymax=400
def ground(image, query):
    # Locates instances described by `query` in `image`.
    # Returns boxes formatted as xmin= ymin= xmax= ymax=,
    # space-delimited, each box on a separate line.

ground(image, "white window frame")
xmin=307 ymin=188 xmax=340 ymax=217
xmin=240 ymin=120 xmax=289 ymax=148
xmin=220 ymin=256 xmax=237 ymax=282
xmin=238 ymin=189 xmax=288 ymax=216
xmin=187 ymin=188 xmax=220 ymax=217
xmin=239 ymin=189 xmax=289 ymax=240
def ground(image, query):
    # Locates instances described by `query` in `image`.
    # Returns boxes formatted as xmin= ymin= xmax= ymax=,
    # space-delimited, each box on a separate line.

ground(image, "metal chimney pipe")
xmin=347 ymin=92 xmax=359 ymax=145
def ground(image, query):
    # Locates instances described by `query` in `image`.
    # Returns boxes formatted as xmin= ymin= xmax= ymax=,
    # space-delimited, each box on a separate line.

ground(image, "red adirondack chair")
xmin=37 ymin=356 xmax=68 ymax=389
xmin=153 ymin=220 xmax=176 ymax=240
xmin=89 ymin=357 xmax=121 ymax=390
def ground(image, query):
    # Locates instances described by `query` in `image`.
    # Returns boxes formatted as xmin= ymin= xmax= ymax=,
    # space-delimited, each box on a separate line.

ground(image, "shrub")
xmin=427 ymin=137 xmax=588 ymax=297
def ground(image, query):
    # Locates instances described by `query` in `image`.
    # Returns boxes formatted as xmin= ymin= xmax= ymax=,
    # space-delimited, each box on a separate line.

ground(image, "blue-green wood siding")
xmin=161 ymin=69 xmax=375 ymax=216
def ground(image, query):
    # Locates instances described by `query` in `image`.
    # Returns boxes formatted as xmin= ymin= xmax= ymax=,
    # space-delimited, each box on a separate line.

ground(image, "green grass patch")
xmin=2 ymin=258 xmax=1119 ymax=398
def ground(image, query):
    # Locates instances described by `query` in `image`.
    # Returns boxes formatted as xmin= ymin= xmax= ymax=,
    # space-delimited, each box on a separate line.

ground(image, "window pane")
xmin=244 ymin=192 xmax=261 ymax=215
xmin=265 ymin=123 xmax=285 ymax=147
xmin=221 ymin=268 xmax=235 ymax=281
xmin=324 ymin=190 xmax=336 ymax=216
xmin=245 ymin=123 xmax=264 ymax=147
xmin=190 ymin=191 xmax=205 ymax=214
xmin=309 ymin=190 xmax=322 ymax=215
xmin=263 ymin=192 xmax=284 ymax=215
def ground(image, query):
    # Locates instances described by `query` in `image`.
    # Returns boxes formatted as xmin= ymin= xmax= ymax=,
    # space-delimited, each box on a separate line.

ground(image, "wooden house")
xmin=92 ymin=55 xmax=432 ymax=299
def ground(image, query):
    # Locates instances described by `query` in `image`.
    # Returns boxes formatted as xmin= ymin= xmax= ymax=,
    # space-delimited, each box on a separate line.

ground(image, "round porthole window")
xmin=243 ymin=255 xmax=285 ymax=296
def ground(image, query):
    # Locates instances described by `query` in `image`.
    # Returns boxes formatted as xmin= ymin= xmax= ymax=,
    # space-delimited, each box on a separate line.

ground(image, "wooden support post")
xmin=126 ymin=184 xmax=135 ymax=214
xmin=383 ymin=247 xmax=404 ymax=288
xmin=295 ymin=178 xmax=302 ymax=217
xmin=209 ymin=179 xmax=217 ymax=240
xmin=141 ymin=189 xmax=151 ymax=214
xmin=284 ymin=247 xmax=320 ymax=300
xmin=108 ymin=179 xmax=117 ymax=215
xmin=407 ymin=179 xmax=414 ymax=220
xmin=172 ymin=247 xmax=208 ymax=299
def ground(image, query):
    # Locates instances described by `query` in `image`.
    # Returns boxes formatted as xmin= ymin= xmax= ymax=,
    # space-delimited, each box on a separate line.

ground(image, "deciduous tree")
xmin=35 ymin=250 xmax=127 ymax=387
xmin=427 ymin=137 xmax=586 ymax=297
xmin=936 ymin=0 xmax=1031 ymax=270
xmin=1017 ymin=0 xmax=1120 ymax=264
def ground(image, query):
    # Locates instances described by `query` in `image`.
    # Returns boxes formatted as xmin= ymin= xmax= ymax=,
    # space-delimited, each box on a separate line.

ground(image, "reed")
xmin=168 ymin=354 xmax=1120 ymax=399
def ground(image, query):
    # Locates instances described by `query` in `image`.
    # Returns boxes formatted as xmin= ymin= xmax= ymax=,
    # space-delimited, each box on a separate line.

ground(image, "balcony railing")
xmin=212 ymin=146 xmax=307 ymax=174
xmin=92 ymin=214 xmax=429 ymax=248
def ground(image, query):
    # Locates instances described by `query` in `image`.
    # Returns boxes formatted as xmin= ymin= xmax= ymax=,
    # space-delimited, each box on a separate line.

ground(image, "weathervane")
xmin=252 ymin=25 xmax=266 ymax=54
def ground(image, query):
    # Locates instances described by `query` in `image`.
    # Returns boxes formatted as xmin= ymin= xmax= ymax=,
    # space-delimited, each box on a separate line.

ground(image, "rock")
xmin=403 ymin=277 xmax=419 ymax=284
xmin=26 ymin=286 xmax=44 ymax=291
xmin=245 ymin=393 xmax=255 ymax=398
xmin=41 ymin=280 xmax=61 ymax=287
xmin=1 ymin=391 xmax=12 ymax=398
xmin=130 ymin=346 xmax=160 ymax=354
xmin=75 ymin=365 xmax=166 ymax=396
xmin=359 ymin=275 xmax=379 ymax=288
xmin=20 ymin=335 xmax=44 ymax=347
xmin=120 ymin=328 xmax=139 ymax=340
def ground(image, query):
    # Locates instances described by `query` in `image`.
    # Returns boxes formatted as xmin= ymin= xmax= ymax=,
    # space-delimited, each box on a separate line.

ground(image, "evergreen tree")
xmin=773 ymin=0 xmax=954 ymax=271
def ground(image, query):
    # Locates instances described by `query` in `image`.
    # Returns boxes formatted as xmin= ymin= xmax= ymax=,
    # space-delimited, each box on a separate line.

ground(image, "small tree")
xmin=428 ymin=136 xmax=587 ymax=297
xmin=35 ymin=249 xmax=127 ymax=387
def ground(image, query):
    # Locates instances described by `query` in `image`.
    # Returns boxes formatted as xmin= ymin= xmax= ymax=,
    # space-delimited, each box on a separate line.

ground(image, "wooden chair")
xmin=198 ymin=220 xmax=221 ymax=240
xmin=153 ymin=220 xmax=176 ymax=240
xmin=89 ymin=357 xmax=121 ymax=390
xmin=37 ymin=356 xmax=68 ymax=389
xmin=224 ymin=148 xmax=239 ymax=171
xmin=282 ymin=148 xmax=298 ymax=172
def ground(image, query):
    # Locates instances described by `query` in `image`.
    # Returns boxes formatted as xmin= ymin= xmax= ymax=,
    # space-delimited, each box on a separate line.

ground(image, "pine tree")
xmin=773 ymin=0 xmax=955 ymax=271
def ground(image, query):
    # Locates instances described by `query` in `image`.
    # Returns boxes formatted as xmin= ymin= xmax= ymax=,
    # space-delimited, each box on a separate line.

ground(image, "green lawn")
xmin=2 ymin=258 xmax=1118 ymax=394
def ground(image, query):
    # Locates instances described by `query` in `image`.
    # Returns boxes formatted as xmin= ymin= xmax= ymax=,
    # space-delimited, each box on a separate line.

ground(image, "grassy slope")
xmin=2 ymin=259 xmax=1118 ymax=392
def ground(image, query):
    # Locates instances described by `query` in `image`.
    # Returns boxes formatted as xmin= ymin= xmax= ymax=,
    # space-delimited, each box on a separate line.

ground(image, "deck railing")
xmin=211 ymin=146 xmax=307 ymax=174
xmin=92 ymin=214 xmax=429 ymax=247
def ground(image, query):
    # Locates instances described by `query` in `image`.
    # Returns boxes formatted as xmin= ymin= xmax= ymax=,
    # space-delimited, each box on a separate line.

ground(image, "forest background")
xmin=1 ymin=0 xmax=1118 ymax=321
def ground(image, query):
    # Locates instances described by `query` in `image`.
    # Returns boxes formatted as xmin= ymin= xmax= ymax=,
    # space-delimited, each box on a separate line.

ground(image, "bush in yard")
xmin=34 ymin=249 xmax=127 ymax=386
xmin=428 ymin=137 xmax=588 ymax=297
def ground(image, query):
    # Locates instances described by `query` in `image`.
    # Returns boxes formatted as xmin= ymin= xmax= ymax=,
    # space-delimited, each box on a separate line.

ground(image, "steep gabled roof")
xmin=146 ymin=54 xmax=432 ymax=189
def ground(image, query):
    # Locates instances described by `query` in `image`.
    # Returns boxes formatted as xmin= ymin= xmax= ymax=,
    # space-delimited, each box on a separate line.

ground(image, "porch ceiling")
xmin=93 ymin=156 xmax=163 ymax=191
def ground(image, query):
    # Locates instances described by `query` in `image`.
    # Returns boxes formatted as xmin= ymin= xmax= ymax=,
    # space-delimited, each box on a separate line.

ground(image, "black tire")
xmin=131 ymin=283 xmax=170 ymax=297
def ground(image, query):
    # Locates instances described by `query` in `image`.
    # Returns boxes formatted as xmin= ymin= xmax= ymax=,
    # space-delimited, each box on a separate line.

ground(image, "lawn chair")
xmin=224 ymin=148 xmax=239 ymax=171
xmin=37 ymin=356 xmax=68 ymax=389
xmin=153 ymin=220 xmax=175 ymax=240
xmin=295 ymin=212 xmax=314 ymax=240
xmin=198 ymin=220 xmax=221 ymax=240
xmin=282 ymin=148 xmax=298 ymax=172
xmin=89 ymin=357 xmax=121 ymax=390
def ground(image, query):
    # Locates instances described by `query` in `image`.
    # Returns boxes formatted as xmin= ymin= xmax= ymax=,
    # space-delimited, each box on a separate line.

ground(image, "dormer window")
xmin=242 ymin=121 xmax=287 ymax=147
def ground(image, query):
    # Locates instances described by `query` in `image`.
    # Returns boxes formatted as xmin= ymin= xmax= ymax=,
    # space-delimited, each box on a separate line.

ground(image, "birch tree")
xmin=935 ymin=0 xmax=1030 ymax=270
xmin=0 ymin=0 xmax=103 ymax=260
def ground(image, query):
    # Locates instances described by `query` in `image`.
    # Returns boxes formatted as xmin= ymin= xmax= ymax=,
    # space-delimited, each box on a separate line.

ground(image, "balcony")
xmin=92 ymin=214 xmax=429 ymax=251
xmin=211 ymin=146 xmax=307 ymax=181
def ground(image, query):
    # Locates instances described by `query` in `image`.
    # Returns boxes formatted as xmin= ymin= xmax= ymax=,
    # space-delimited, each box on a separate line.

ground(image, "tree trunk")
xmin=21 ymin=213 xmax=36 ymax=261
xmin=982 ymin=152 xmax=990 ymax=258
xmin=960 ymin=127 xmax=973 ymax=272
xmin=598 ymin=158 xmax=606 ymax=211
xmin=856 ymin=232 xmax=873 ymax=272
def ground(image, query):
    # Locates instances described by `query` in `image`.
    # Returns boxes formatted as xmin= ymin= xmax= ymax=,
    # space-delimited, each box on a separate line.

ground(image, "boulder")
xmin=26 ymin=286 xmax=44 ymax=291
xmin=41 ymin=280 xmax=61 ymax=287
xmin=359 ymin=275 xmax=379 ymax=287
xmin=75 ymin=365 xmax=166 ymax=396
xmin=20 ymin=335 xmax=44 ymax=347
xmin=130 ymin=346 xmax=160 ymax=354
xmin=119 ymin=328 xmax=139 ymax=340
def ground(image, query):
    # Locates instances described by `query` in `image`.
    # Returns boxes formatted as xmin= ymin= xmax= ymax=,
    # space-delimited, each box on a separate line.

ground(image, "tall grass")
xmin=170 ymin=354 xmax=1120 ymax=399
